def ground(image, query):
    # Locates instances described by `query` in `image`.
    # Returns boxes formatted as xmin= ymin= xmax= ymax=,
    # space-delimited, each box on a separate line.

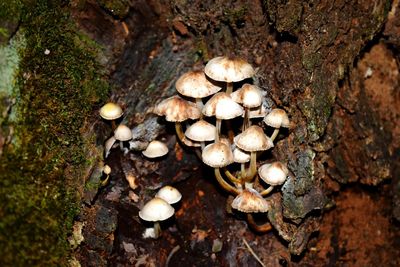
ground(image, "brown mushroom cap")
xmin=258 ymin=162 xmax=288 ymax=186
xmin=202 ymin=92 xmax=243 ymax=120
xmin=234 ymin=125 xmax=273 ymax=152
xmin=231 ymin=188 xmax=270 ymax=213
xmin=263 ymin=108 xmax=290 ymax=128
xmin=230 ymin=84 xmax=263 ymax=108
xmin=99 ymin=102 xmax=123 ymax=120
xmin=175 ymin=70 xmax=222 ymax=98
xmin=202 ymin=142 xmax=234 ymax=168
xmin=204 ymin=56 xmax=255 ymax=83
xmin=153 ymin=95 xmax=201 ymax=122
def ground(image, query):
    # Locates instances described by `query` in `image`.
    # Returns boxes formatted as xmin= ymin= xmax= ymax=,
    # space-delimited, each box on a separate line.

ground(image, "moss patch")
xmin=0 ymin=1 xmax=108 ymax=265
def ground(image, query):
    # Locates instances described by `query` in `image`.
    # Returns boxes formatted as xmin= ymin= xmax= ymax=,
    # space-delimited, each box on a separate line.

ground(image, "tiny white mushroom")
xmin=142 ymin=140 xmax=169 ymax=158
xmin=155 ymin=185 xmax=182 ymax=205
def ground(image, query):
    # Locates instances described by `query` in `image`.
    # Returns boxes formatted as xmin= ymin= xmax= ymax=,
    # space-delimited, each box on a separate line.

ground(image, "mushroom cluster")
xmin=153 ymin=55 xmax=290 ymax=232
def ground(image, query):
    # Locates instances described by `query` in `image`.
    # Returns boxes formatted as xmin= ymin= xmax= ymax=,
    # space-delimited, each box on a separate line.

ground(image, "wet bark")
xmin=72 ymin=0 xmax=399 ymax=265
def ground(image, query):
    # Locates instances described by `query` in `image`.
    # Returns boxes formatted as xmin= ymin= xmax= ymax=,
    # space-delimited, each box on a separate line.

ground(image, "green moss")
xmin=0 ymin=1 xmax=109 ymax=265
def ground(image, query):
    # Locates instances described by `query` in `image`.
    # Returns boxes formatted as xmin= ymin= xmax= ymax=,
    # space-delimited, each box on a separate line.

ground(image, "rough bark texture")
xmin=1 ymin=0 xmax=399 ymax=266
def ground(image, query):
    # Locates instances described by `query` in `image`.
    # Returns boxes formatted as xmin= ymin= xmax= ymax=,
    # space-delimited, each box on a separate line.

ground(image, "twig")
xmin=242 ymin=238 xmax=266 ymax=267
xmin=166 ymin=245 xmax=180 ymax=267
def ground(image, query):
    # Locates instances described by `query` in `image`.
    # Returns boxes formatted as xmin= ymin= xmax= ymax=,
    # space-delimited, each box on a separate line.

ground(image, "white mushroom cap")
xmin=104 ymin=136 xmax=116 ymax=158
xmin=185 ymin=120 xmax=216 ymax=142
xmin=202 ymin=92 xmax=243 ymax=120
xmin=153 ymin=95 xmax=201 ymax=122
xmin=230 ymin=84 xmax=263 ymax=108
xmin=114 ymin=124 xmax=133 ymax=141
xmin=204 ymin=56 xmax=255 ymax=83
xmin=175 ymin=70 xmax=222 ymax=98
xmin=155 ymin=185 xmax=182 ymax=204
xmin=263 ymin=108 xmax=290 ymax=128
xmin=258 ymin=162 xmax=289 ymax=186
xmin=234 ymin=125 xmax=273 ymax=152
xmin=139 ymin=197 xmax=175 ymax=222
xmin=202 ymin=142 xmax=234 ymax=168
xmin=233 ymin=147 xmax=251 ymax=163
xmin=231 ymin=188 xmax=270 ymax=213
xmin=142 ymin=140 xmax=169 ymax=158
xmin=99 ymin=102 xmax=123 ymax=120
xmin=181 ymin=136 xmax=201 ymax=147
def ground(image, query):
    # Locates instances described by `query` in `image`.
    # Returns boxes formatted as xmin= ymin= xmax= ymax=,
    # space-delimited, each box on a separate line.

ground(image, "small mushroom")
xmin=114 ymin=124 xmax=133 ymax=152
xmin=231 ymin=84 xmax=263 ymax=130
xmin=231 ymin=188 xmax=270 ymax=213
xmin=139 ymin=197 xmax=175 ymax=239
xmin=99 ymin=102 xmax=123 ymax=130
xmin=263 ymin=108 xmax=290 ymax=141
xmin=104 ymin=136 xmax=116 ymax=158
xmin=234 ymin=125 xmax=273 ymax=181
xmin=258 ymin=162 xmax=288 ymax=196
xmin=101 ymin=164 xmax=111 ymax=186
xmin=155 ymin=185 xmax=182 ymax=205
xmin=142 ymin=140 xmax=169 ymax=158
xmin=202 ymin=142 xmax=239 ymax=195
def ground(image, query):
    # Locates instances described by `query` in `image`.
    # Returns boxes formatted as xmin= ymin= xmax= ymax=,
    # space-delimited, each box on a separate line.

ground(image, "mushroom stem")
xmin=214 ymin=168 xmax=240 ymax=195
xmin=246 ymin=214 xmax=272 ymax=233
xmin=200 ymin=141 xmax=205 ymax=151
xmin=195 ymin=98 xmax=204 ymax=111
xmin=111 ymin=120 xmax=117 ymax=131
xmin=270 ymin=128 xmax=280 ymax=142
xmin=241 ymin=163 xmax=246 ymax=180
xmin=226 ymin=82 xmax=233 ymax=94
xmin=119 ymin=141 xmax=124 ymax=151
xmin=153 ymin=221 xmax=161 ymax=239
xmin=242 ymin=108 xmax=250 ymax=131
xmin=260 ymin=186 xmax=275 ymax=197
xmin=215 ymin=119 xmax=221 ymax=142
xmin=224 ymin=168 xmax=242 ymax=184
xmin=175 ymin=122 xmax=185 ymax=143
xmin=246 ymin=152 xmax=258 ymax=182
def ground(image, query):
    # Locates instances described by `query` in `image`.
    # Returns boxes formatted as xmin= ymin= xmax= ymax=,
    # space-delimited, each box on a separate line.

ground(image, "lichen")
xmin=0 ymin=1 xmax=109 ymax=265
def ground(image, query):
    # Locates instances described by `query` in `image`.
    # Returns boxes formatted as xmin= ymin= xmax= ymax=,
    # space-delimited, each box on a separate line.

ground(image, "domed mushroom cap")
xmin=142 ymin=140 xmax=169 ymax=158
xmin=234 ymin=125 xmax=273 ymax=152
xmin=231 ymin=84 xmax=263 ymax=108
xmin=233 ymin=147 xmax=251 ymax=163
xmin=263 ymin=108 xmax=290 ymax=128
xmin=258 ymin=162 xmax=288 ymax=186
xmin=231 ymin=188 xmax=270 ymax=213
xmin=155 ymin=185 xmax=182 ymax=205
xmin=99 ymin=102 xmax=123 ymax=120
xmin=204 ymin=56 xmax=255 ymax=83
xmin=103 ymin=164 xmax=111 ymax=175
xmin=185 ymin=120 xmax=216 ymax=142
xmin=114 ymin=124 xmax=133 ymax=141
xmin=202 ymin=92 xmax=243 ymax=120
xmin=202 ymin=142 xmax=234 ymax=168
xmin=139 ymin=197 xmax=175 ymax=222
xmin=153 ymin=95 xmax=201 ymax=122
xmin=176 ymin=70 xmax=222 ymax=98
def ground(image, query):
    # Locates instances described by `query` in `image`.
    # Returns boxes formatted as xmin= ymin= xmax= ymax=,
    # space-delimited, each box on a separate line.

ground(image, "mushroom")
xmin=114 ymin=124 xmax=133 ymax=152
xmin=258 ymin=162 xmax=288 ymax=196
xmin=155 ymin=185 xmax=182 ymax=205
xmin=139 ymin=197 xmax=175 ymax=239
xmin=263 ymin=108 xmax=290 ymax=141
xmin=202 ymin=92 xmax=243 ymax=141
xmin=101 ymin=164 xmax=111 ymax=186
xmin=231 ymin=188 xmax=270 ymax=213
xmin=99 ymin=102 xmax=123 ymax=130
xmin=234 ymin=125 xmax=273 ymax=182
xmin=184 ymin=119 xmax=216 ymax=150
xmin=204 ymin=56 xmax=255 ymax=94
xmin=104 ymin=136 xmax=116 ymax=158
xmin=142 ymin=140 xmax=169 ymax=158
xmin=231 ymin=84 xmax=263 ymax=130
xmin=202 ymin=142 xmax=240 ymax=195
xmin=153 ymin=95 xmax=201 ymax=143
xmin=233 ymin=147 xmax=250 ymax=178
xmin=175 ymin=70 xmax=222 ymax=110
